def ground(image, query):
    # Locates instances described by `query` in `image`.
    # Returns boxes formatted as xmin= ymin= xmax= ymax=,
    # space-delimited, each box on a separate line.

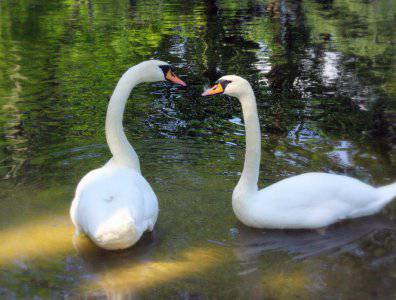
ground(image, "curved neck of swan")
xmin=105 ymin=66 xmax=143 ymax=172
xmin=235 ymin=89 xmax=261 ymax=196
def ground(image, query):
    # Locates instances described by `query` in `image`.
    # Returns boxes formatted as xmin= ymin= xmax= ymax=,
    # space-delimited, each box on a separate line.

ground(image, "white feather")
xmin=207 ymin=75 xmax=396 ymax=229
xmin=70 ymin=60 xmax=170 ymax=250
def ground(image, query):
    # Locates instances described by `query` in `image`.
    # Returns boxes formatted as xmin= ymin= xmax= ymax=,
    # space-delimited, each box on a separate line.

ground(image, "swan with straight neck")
xmin=70 ymin=60 xmax=186 ymax=250
xmin=202 ymin=75 xmax=396 ymax=229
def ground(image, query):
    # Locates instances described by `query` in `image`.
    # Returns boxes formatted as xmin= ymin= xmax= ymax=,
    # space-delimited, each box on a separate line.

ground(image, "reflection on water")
xmin=232 ymin=216 xmax=396 ymax=299
xmin=234 ymin=216 xmax=396 ymax=261
xmin=74 ymin=236 xmax=229 ymax=297
xmin=0 ymin=0 xmax=395 ymax=298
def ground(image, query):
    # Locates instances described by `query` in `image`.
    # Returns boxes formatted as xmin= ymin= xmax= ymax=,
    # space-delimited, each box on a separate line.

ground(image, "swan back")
xmin=237 ymin=173 xmax=382 ymax=229
xmin=71 ymin=166 xmax=158 ymax=250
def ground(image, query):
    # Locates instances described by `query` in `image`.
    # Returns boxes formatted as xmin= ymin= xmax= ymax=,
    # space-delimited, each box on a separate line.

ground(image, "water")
xmin=0 ymin=0 xmax=395 ymax=298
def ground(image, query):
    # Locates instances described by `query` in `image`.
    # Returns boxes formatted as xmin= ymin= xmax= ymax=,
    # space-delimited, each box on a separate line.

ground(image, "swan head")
xmin=136 ymin=60 xmax=186 ymax=86
xmin=201 ymin=75 xmax=252 ymax=98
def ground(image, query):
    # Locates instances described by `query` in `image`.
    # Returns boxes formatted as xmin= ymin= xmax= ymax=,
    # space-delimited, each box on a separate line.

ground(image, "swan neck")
xmin=236 ymin=90 xmax=261 ymax=195
xmin=105 ymin=66 xmax=142 ymax=171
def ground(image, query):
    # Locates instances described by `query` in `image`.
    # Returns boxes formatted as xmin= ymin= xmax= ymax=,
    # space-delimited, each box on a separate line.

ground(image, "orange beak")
xmin=201 ymin=83 xmax=224 ymax=96
xmin=165 ymin=69 xmax=186 ymax=86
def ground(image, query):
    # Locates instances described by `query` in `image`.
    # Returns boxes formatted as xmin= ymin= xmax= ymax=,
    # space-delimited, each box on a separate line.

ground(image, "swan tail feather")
xmin=92 ymin=212 xmax=139 ymax=250
xmin=378 ymin=182 xmax=396 ymax=206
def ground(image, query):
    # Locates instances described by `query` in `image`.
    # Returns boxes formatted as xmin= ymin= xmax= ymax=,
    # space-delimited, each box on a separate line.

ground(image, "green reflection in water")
xmin=0 ymin=0 xmax=395 ymax=298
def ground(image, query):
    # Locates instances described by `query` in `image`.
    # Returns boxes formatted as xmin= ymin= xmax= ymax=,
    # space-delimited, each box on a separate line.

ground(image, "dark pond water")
xmin=1 ymin=0 xmax=395 ymax=298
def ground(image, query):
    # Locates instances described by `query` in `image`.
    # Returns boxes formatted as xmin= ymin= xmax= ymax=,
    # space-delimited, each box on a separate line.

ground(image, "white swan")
xmin=70 ymin=60 xmax=186 ymax=250
xmin=202 ymin=75 xmax=396 ymax=229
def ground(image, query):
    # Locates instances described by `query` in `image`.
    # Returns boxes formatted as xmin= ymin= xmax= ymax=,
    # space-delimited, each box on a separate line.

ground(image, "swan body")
xmin=202 ymin=75 xmax=396 ymax=229
xmin=234 ymin=172 xmax=395 ymax=229
xmin=70 ymin=60 xmax=185 ymax=250
xmin=70 ymin=164 xmax=158 ymax=249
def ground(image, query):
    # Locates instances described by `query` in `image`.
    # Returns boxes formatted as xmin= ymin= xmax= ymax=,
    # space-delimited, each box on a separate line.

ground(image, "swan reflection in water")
xmin=230 ymin=215 xmax=396 ymax=298
xmin=73 ymin=231 xmax=228 ymax=298
xmin=73 ymin=232 xmax=158 ymax=298
xmin=232 ymin=215 xmax=396 ymax=261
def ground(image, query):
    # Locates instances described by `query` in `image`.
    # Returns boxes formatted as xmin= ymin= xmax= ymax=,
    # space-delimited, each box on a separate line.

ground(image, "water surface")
xmin=0 ymin=0 xmax=395 ymax=298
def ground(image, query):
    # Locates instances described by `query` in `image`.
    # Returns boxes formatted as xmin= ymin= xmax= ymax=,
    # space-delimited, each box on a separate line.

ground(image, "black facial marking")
xmin=159 ymin=65 xmax=171 ymax=76
xmin=219 ymin=79 xmax=232 ymax=90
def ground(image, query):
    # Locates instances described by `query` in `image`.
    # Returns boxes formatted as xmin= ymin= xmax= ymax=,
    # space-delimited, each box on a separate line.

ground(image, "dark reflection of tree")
xmin=255 ymin=0 xmax=393 ymax=143
xmin=270 ymin=0 xmax=395 ymax=141
xmin=202 ymin=0 xmax=223 ymax=81
xmin=266 ymin=0 xmax=308 ymax=96
xmin=144 ymin=0 xmax=266 ymax=138
xmin=259 ymin=0 xmax=309 ymax=133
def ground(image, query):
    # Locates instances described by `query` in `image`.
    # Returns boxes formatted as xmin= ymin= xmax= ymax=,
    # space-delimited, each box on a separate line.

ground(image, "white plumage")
xmin=235 ymin=172 xmax=396 ymax=229
xmin=70 ymin=60 xmax=185 ymax=250
xmin=203 ymin=75 xmax=396 ymax=229
xmin=70 ymin=163 xmax=158 ymax=250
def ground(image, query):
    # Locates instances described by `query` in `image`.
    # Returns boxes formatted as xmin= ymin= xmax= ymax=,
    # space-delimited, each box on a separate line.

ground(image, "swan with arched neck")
xmin=202 ymin=75 xmax=396 ymax=229
xmin=70 ymin=60 xmax=186 ymax=250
